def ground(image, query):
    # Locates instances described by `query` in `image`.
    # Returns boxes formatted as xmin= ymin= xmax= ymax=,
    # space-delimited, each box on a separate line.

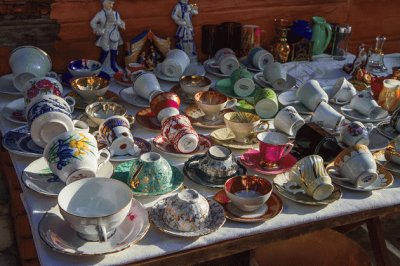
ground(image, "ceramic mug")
xmin=161 ymin=49 xmax=190 ymax=78
xmin=339 ymin=121 xmax=373 ymax=147
xmin=257 ymin=131 xmax=293 ymax=169
xmin=194 ymin=91 xmax=237 ymax=122
xmin=150 ymin=92 xmax=181 ymax=123
xmin=254 ymin=88 xmax=278 ymax=119
xmin=311 ymin=101 xmax=345 ymax=131
xmin=43 ymin=130 xmax=111 ymax=184
xmin=96 ymin=116 xmax=136 ymax=157
xmin=390 ymin=107 xmax=400 ymax=132
xmin=349 ymin=90 xmax=387 ymax=118
xmin=162 ymin=115 xmax=199 ymax=153
xmin=133 ymin=72 xmax=163 ymax=100
xmin=284 ymin=155 xmax=334 ymax=200
xmin=212 ymin=48 xmax=240 ymax=75
xmin=263 ymin=62 xmax=287 ymax=91
xmin=224 ymin=112 xmax=269 ymax=143
xmin=296 ymin=79 xmax=329 ymax=111
xmin=328 ymin=144 xmax=378 ymax=188
xmin=231 ymin=67 xmax=255 ymax=97
xmin=330 ymin=77 xmax=357 ymax=105
xmin=274 ymin=106 xmax=305 ymax=136
xmin=247 ymin=47 xmax=274 ymax=70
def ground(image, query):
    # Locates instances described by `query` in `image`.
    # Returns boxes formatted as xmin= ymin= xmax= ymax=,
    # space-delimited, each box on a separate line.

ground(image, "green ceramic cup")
xmin=254 ymin=88 xmax=278 ymax=119
xmin=231 ymin=67 xmax=255 ymax=97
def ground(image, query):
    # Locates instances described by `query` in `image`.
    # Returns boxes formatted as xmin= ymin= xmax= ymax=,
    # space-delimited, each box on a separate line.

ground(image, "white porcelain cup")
xmin=212 ymin=48 xmax=240 ymax=75
xmin=330 ymin=77 xmax=357 ymax=104
xmin=311 ymin=101 xmax=345 ymax=131
xmin=58 ymin=178 xmax=132 ymax=242
xmin=340 ymin=121 xmax=373 ymax=147
xmin=263 ymin=62 xmax=287 ymax=90
xmin=296 ymin=79 xmax=329 ymax=111
xmin=274 ymin=106 xmax=305 ymax=136
xmin=349 ymin=90 xmax=387 ymax=119
xmin=44 ymin=131 xmax=111 ymax=185
xmin=133 ymin=72 xmax=162 ymax=100
xmin=248 ymin=47 xmax=274 ymax=70
xmin=161 ymin=49 xmax=190 ymax=78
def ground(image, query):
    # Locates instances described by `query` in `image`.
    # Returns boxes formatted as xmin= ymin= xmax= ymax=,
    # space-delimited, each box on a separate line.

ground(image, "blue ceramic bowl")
xmin=68 ymin=59 xmax=102 ymax=78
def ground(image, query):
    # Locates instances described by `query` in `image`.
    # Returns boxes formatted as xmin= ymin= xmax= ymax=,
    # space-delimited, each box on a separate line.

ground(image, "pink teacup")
xmin=257 ymin=132 xmax=293 ymax=169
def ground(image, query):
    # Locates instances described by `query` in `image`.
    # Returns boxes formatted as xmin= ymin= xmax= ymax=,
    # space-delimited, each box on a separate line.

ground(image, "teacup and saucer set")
xmin=170 ymin=75 xmax=212 ymax=104
xmin=185 ymin=91 xmax=237 ymax=129
xmin=239 ymin=47 xmax=274 ymax=72
xmin=326 ymin=144 xmax=393 ymax=191
xmin=204 ymin=48 xmax=240 ymax=78
xmin=213 ymin=175 xmax=283 ymax=223
xmin=376 ymin=107 xmax=400 ymax=140
xmin=149 ymin=189 xmax=226 ymax=237
xmin=328 ymin=77 xmax=357 ymax=106
xmin=183 ymin=145 xmax=247 ymax=188
xmin=273 ymin=155 xmax=342 ymax=205
xmin=240 ymin=132 xmax=298 ymax=175
xmin=253 ymin=62 xmax=297 ymax=91
xmin=39 ymin=178 xmax=149 ymax=255
xmin=210 ymin=112 xmax=269 ymax=150
xmin=216 ymin=67 xmax=257 ymax=99
xmin=374 ymin=137 xmax=400 ymax=175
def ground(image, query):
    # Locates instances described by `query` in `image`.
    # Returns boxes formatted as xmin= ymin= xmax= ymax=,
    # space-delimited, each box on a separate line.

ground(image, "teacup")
xmin=70 ymin=76 xmax=109 ymax=102
xmin=384 ymin=141 xmax=400 ymax=165
xmin=179 ymin=75 xmax=212 ymax=97
xmin=247 ymin=47 xmax=274 ymax=70
xmin=310 ymin=101 xmax=345 ymax=131
xmin=296 ymin=79 xmax=328 ymax=111
xmin=225 ymin=175 xmax=272 ymax=212
xmin=96 ymin=115 xmax=136 ymax=156
xmin=133 ymin=72 xmax=163 ymax=100
xmin=150 ymin=92 xmax=181 ymax=123
xmin=163 ymin=189 xmax=210 ymax=232
xmin=231 ymin=67 xmax=255 ymax=97
xmin=85 ymin=102 xmax=133 ymax=126
xmin=254 ymin=88 xmax=278 ymax=119
xmin=339 ymin=121 xmax=372 ymax=147
xmin=257 ymin=132 xmax=293 ymax=169
xmin=129 ymin=152 xmax=173 ymax=193
xmin=162 ymin=115 xmax=199 ymax=153
xmin=274 ymin=106 xmax=305 ymax=136
xmin=224 ymin=112 xmax=269 ymax=143
xmin=161 ymin=49 xmax=190 ymax=78
xmin=349 ymin=90 xmax=387 ymax=119
xmin=330 ymin=77 xmax=357 ymax=104
xmin=263 ymin=62 xmax=287 ymax=91
xmin=67 ymin=59 xmax=102 ymax=77
xmin=212 ymin=48 xmax=240 ymax=75
xmin=58 ymin=178 xmax=132 ymax=242
xmin=43 ymin=130 xmax=111 ymax=184
xmin=284 ymin=155 xmax=334 ymax=200
xmin=194 ymin=91 xmax=237 ymax=122
xmin=328 ymin=144 xmax=378 ymax=188
xmin=390 ymin=107 xmax=400 ymax=132
xmin=23 ymin=77 xmax=63 ymax=105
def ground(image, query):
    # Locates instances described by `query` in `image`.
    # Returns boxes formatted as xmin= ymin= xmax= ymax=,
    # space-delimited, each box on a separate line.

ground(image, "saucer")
xmin=210 ymin=128 xmax=258 ymax=150
xmin=239 ymin=57 xmax=262 ymax=72
xmin=335 ymin=128 xmax=389 ymax=152
xmin=153 ymin=134 xmax=212 ymax=158
xmin=38 ymin=198 xmax=149 ymax=256
xmin=376 ymin=121 xmax=398 ymax=140
xmin=22 ymin=157 xmax=114 ymax=197
xmin=109 ymin=137 xmax=152 ymax=162
xmin=184 ymin=105 xmax=232 ymax=129
xmin=135 ymin=108 xmax=161 ymax=131
xmin=215 ymin=78 xmax=256 ymax=99
xmin=183 ymin=155 xmax=247 ymax=188
xmin=170 ymin=84 xmax=195 ymax=104
xmin=340 ymin=105 xmax=389 ymax=123
xmin=213 ymin=190 xmax=283 ymax=223
xmin=204 ymin=59 xmax=230 ymax=78
xmin=374 ymin=150 xmax=400 ymax=175
xmin=66 ymin=90 xmax=119 ymax=110
xmin=253 ymin=72 xmax=297 ymax=91
xmin=114 ymin=71 xmax=132 ymax=87
xmin=0 ymin=74 xmax=22 ymax=95
xmin=240 ymin=149 xmax=297 ymax=175
xmin=2 ymin=125 xmax=42 ymax=157
xmin=273 ymin=173 xmax=342 ymax=205
xmin=154 ymin=63 xmax=206 ymax=82
xmin=112 ymin=159 xmax=183 ymax=196
xmin=119 ymin=87 xmax=150 ymax=108
xmin=326 ymin=162 xmax=393 ymax=191
xmin=3 ymin=98 xmax=27 ymax=124
xmin=149 ymin=197 xmax=225 ymax=237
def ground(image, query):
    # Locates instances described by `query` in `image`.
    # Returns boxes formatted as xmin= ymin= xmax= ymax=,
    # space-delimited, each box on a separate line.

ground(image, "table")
xmin=1 ymin=55 xmax=400 ymax=266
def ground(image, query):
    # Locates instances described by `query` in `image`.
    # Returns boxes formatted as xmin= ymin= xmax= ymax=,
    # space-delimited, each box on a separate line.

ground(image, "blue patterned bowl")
xmin=68 ymin=59 xmax=102 ymax=77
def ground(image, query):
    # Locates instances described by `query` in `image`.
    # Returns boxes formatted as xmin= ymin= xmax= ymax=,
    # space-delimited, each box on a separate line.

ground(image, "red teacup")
xmin=150 ymin=92 xmax=181 ymax=122
xmin=162 ymin=115 xmax=199 ymax=153
xmin=257 ymin=132 xmax=293 ymax=169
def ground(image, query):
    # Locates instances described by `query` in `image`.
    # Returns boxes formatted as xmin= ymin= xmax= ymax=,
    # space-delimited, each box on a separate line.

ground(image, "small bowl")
xmin=224 ymin=175 xmax=272 ymax=212
xmin=71 ymin=76 xmax=109 ymax=102
xmin=58 ymin=178 xmax=132 ymax=242
xmin=85 ymin=102 xmax=130 ymax=126
xmin=163 ymin=189 xmax=210 ymax=232
xmin=68 ymin=59 xmax=102 ymax=77
xmin=179 ymin=75 xmax=212 ymax=97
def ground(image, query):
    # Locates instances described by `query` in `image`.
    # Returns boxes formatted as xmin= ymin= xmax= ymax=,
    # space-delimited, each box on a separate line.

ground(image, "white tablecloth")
xmin=1 ymin=54 xmax=400 ymax=266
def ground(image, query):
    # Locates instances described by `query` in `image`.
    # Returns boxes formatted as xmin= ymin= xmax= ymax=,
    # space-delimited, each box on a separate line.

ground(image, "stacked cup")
xmin=162 ymin=114 xmax=199 ymax=153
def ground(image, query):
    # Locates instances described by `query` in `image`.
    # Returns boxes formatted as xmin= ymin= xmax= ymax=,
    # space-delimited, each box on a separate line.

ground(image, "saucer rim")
xmin=2 ymin=125 xmax=42 ymax=157
xmin=376 ymin=121 xmax=397 ymax=140
xmin=66 ymin=90 xmax=120 ymax=110
xmin=3 ymin=98 xmax=27 ymax=124
xmin=204 ymin=59 xmax=230 ymax=78
xmin=373 ymin=150 xmax=400 ymax=175
xmin=184 ymin=105 xmax=229 ymax=129
xmin=0 ymin=74 xmax=22 ymax=95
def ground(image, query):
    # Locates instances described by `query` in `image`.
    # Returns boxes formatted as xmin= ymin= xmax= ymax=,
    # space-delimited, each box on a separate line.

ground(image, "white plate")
xmin=38 ymin=199 xmax=149 ymax=256
xmin=119 ymin=87 xmax=149 ymax=108
xmin=3 ymin=98 xmax=27 ymax=124
xmin=154 ymin=62 xmax=206 ymax=82
xmin=340 ymin=105 xmax=389 ymax=123
xmin=0 ymin=74 xmax=22 ymax=95
xmin=253 ymin=72 xmax=297 ymax=91
xmin=22 ymin=157 xmax=114 ymax=197
xmin=204 ymin=59 xmax=230 ymax=78
xmin=2 ymin=125 xmax=42 ymax=157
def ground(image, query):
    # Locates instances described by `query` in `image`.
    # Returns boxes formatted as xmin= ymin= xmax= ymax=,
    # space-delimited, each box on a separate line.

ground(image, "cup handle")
xmin=237 ymin=161 xmax=247 ymax=175
xmin=124 ymin=114 xmax=135 ymax=127
xmin=72 ymin=120 xmax=89 ymax=133
xmin=282 ymin=143 xmax=294 ymax=158
xmin=97 ymin=225 xmax=108 ymax=242
xmin=365 ymin=123 xmax=374 ymax=133
xmin=326 ymin=165 xmax=351 ymax=181
xmin=186 ymin=154 xmax=205 ymax=170
xmin=97 ymin=148 xmax=111 ymax=168
xmin=65 ymin=96 xmax=76 ymax=113
xmin=283 ymin=181 xmax=306 ymax=195
xmin=224 ymin=98 xmax=238 ymax=110
xmin=46 ymin=71 xmax=59 ymax=80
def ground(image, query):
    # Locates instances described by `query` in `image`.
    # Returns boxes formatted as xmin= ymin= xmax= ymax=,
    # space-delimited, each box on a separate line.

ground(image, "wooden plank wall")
xmin=0 ymin=0 xmax=399 ymax=74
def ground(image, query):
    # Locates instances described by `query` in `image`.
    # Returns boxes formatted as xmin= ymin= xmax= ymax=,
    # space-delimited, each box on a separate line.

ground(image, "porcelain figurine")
xmin=90 ymin=0 xmax=126 ymax=75
xmin=171 ymin=0 xmax=198 ymax=59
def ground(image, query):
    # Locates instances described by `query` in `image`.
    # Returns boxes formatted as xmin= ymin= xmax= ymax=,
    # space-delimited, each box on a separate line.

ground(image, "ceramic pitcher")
xmin=311 ymin=16 xmax=332 ymax=55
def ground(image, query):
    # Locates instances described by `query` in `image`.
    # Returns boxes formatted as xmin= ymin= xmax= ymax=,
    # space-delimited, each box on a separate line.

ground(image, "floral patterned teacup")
xmin=43 ymin=130 xmax=111 ymax=184
xmin=162 ymin=115 xmax=199 ymax=153
xmin=339 ymin=121 xmax=372 ymax=147
xmin=23 ymin=77 xmax=64 ymax=105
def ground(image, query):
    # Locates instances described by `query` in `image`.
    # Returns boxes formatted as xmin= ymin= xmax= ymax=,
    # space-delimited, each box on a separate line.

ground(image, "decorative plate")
xmin=340 ymin=105 xmax=389 ymax=123
xmin=3 ymin=98 xmax=27 ymax=124
xmin=376 ymin=121 xmax=398 ymax=140
xmin=112 ymin=159 xmax=183 ymax=196
xmin=210 ymin=128 xmax=258 ymax=150
xmin=135 ymin=108 xmax=161 ymax=131
xmin=65 ymin=90 xmax=119 ymax=110
xmin=213 ymin=190 xmax=283 ymax=223
xmin=154 ymin=63 xmax=206 ymax=82
xmin=184 ymin=105 xmax=232 ymax=129
xmin=153 ymin=134 xmax=212 ymax=158
xmin=374 ymin=150 xmax=400 ymax=175
xmin=215 ymin=78 xmax=256 ymax=100
xmin=326 ymin=162 xmax=394 ymax=191
xmin=273 ymin=173 xmax=342 ymax=205
xmin=0 ymin=74 xmax=22 ymax=95
xmin=2 ymin=125 xmax=42 ymax=157
xmin=22 ymin=157 xmax=114 ymax=197
xmin=149 ymin=198 xmax=225 ymax=237
xmin=119 ymin=87 xmax=149 ymax=108
xmin=253 ymin=72 xmax=297 ymax=91
xmin=204 ymin=59 xmax=229 ymax=78
xmin=38 ymin=199 xmax=149 ymax=256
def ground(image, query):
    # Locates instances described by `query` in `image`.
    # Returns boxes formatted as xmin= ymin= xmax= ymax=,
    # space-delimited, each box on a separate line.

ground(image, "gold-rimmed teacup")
xmin=223 ymin=112 xmax=269 ymax=143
